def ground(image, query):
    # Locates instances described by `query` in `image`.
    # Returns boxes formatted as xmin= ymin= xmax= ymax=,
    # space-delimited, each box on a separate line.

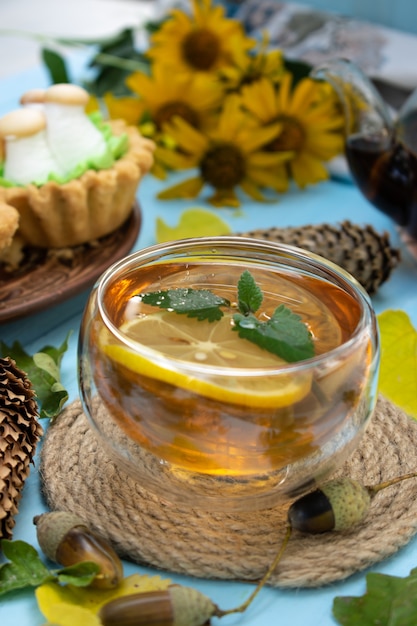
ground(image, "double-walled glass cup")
xmin=78 ymin=237 xmax=379 ymax=511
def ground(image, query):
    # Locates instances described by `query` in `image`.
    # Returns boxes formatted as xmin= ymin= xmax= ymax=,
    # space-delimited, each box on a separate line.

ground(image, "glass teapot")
xmin=311 ymin=58 xmax=417 ymax=244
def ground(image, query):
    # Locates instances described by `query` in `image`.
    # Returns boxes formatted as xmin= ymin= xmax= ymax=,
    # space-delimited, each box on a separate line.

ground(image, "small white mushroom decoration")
xmin=20 ymin=88 xmax=46 ymax=109
xmin=0 ymin=108 xmax=63 ymax=185
xmin=43 ymin=83 xmax=110 ymax=172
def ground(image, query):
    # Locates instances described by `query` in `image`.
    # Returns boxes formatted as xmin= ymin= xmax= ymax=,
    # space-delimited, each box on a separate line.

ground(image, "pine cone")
xmin=0 ymin=357 xmax=43 ymax=541
xmin=237 ymin=220 xmax=400 ymax=294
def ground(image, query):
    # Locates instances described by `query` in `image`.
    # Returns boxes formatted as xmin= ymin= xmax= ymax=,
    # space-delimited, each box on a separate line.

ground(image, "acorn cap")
xmin=0 ymin=108 xmax=46 ymax=139
xmin=34 ymin=510 xmax=88 ymax=561
xmin=321 ymin=478 xmax=371 ymax=531
xmin=20 ymin=88 xmax=46 ymax=106
xmin=45 ymin=83 xmax=89 ymax=106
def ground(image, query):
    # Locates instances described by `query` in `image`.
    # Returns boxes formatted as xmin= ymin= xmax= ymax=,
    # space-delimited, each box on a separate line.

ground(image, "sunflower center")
xmin=201 ymin=143 xmax=246 ymax=189
xmin=268 ymin=115 xmax=305 ymax=152
xmin=154 ymin=101 xmax=200 ymax=130
xmin=182 ymin=28 xmax=221 ymax=71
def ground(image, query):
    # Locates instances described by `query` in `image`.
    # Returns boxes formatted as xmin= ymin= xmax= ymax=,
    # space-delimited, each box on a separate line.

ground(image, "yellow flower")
xmin=103 ymin=92 xmax=145 ymax=125
xmin=126 ymin=63 xmax=223 ymax=132
xmin=240 ymin=74 xmax=345 ymax=188
xmin=157 ymin=94 xmax=293 ymax=207
xmin=218 ymin=35 xmax=285 ymax=93
xmin=147 ymin=0 xmax=255 ymax=79
xmin=122 ymin=63 xmax=223 ymax=179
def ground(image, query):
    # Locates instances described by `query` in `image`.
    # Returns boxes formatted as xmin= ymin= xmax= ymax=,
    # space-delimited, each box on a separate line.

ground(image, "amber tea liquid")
xmin=91 ymin=261 xmax=370 ymax=478
xmin=346 ymin=134 xmax=417 ymax=237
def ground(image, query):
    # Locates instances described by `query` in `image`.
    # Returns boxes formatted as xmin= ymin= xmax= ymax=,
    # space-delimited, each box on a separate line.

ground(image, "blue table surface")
xmin=1 ymin=54 xmax=417 ymax=626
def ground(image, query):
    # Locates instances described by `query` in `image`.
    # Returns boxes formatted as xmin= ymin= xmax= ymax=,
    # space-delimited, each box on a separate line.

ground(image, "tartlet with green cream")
xmin=0 ymin=83 xmax=154 ymax=251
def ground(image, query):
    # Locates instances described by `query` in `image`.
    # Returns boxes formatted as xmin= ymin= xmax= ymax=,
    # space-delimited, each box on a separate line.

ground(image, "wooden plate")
xmin=0 ymin=202 xmax=141 ymax=324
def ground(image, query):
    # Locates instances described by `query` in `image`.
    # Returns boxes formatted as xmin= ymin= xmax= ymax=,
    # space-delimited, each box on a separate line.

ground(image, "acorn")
xmin=287 ymin=472 xmax=417 ymax=534
xmin=0 ymin=356 xmax=42 ymax=541
xmin=237 ymin=220 xmax=400 ymax=294
xmin=33 ymin=510 xmax=123 ymax=589
xmin=99 ymin=586 xmax=219 ymax=626
xmin=99 ymin=526 xmax=293 ymax=626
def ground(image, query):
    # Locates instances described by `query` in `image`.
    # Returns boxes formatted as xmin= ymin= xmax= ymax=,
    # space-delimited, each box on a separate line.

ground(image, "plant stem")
xmin=216 ymin=524 xmax=293 ymax=618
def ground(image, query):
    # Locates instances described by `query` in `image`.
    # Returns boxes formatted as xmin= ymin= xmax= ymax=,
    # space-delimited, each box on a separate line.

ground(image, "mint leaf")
xmin=0 ymin=333 xmax=71 ymax=419
xmin=0 ymin=540 xmax=53 ymax=594
xmin=237 ymin=270 xmax=263 ymax=315
xmin=233 ymin=304 xmax=314 ymax=362
xmin=140 ymin=274 xmax=315 ymax=362
xmin=333 ymin=570 xmax=417 ymax=626
xmin=141 ymin=289 xmax=230 ymax=322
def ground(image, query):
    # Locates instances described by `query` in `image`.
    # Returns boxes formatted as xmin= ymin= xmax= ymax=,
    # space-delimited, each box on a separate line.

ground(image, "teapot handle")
xmin=311 ymin=58 xmax=393 ymax=139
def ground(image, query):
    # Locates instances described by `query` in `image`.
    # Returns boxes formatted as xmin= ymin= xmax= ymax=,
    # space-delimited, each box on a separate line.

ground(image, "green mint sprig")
xmin=139 ymin=269 xmax=315 ymax=363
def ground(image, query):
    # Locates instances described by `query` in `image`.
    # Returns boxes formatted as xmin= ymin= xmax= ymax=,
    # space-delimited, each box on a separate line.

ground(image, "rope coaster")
xmin=40 ymin=395 xmax=417 ymax=588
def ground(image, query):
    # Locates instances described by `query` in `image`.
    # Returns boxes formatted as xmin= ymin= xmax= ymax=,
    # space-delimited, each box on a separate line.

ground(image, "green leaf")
xmin=41 ymin=48 xmax=71 ymax=84
xmin=333 ymin=570 xmax=417 ymax=626
xmin=0 ymin=332 xmax=71 ymax=419
xmin=233 ymin=304 xmax=315 ymax=363
xmin=237 ymin=269 xmax=263 ymax=315
xmin=141 ymin=289 xmax=230 ymax=322
xmin=56 ymin=562 xmax=100 ymax=587
xmin=0 ymin=540 xmax=103 ymax=598
xmin=0 ymin=540 xmax=53 ymax=595
xmin=284 ymin=57 xmax=312 ymax=85
xmin=88 ymin=28 xmax=150 ymax=97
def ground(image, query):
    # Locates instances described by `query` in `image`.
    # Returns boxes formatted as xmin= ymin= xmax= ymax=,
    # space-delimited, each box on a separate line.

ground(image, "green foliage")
xmin=0 ymin=540 xmax=99 ymax=596
xmin=88 ymin=28 xmax=150 ymax=97
xmin=0 ymin=333 xmax=70 ymax=419
xmin=333 ymin=569 xmax=417 ymax=626
xmin=41 ymin=48 xmax=71 ymax=84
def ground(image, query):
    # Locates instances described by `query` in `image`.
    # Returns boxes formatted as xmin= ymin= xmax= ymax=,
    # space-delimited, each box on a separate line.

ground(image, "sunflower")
xmin=147 ymin=0 xmax=255 ymax=80
xmin=218 ymin=35 xmax=285 ymax=94
xmin=156 ymin=95 xmax=293 ymax=207
xmin=240 ymin=74 xmax=345 ymax=189
xmin=126 ymin=63 xmax=223 ymax=132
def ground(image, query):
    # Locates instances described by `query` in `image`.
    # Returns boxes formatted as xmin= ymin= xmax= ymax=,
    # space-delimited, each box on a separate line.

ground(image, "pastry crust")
xmin=0 ymin=120 xmax=155 ymax=248
xmin=0 ymin=203 xmax=19 ymax=250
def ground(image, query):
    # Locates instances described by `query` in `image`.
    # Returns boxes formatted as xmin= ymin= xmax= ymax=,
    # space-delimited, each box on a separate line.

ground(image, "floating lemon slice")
xmin=102 ymin=311 xmax=313 ymax=409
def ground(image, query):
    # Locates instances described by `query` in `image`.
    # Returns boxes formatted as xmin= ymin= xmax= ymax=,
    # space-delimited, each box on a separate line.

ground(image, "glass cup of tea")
xmin=78 ymin=237 xmax=379 ymax=511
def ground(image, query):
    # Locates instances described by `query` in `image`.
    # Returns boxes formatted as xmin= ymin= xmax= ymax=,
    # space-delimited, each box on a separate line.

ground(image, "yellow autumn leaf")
xmin=156 ymin=207 xmax=231 ymax=243
xmin=36 ymin=573 xmax=171 ymax=626
xmin=377 ymin=309 xmax=417 ymax=418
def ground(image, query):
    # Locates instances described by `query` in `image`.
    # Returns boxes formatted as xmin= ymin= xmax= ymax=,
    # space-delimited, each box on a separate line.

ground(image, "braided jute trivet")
xmin=40 ymin=395 xmax=417 ymax=588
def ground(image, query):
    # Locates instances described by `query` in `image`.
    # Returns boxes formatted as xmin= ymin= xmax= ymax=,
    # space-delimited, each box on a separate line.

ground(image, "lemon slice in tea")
xmin=102 ymin=311 xmax=313 ymax=409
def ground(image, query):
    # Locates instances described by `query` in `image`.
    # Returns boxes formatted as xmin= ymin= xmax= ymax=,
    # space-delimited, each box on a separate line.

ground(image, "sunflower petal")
xmin=156 ymin=146 xmax=197 ymax=170
xmin=158 ymin=176 xmax=204 ymax=199
xmin=208 ymin=188 xmax=241 ymax=207
xmin=291 ymin=153 xmax=330 ymax=188
xmin=240 ymin=179 xmax=267 ymax=201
